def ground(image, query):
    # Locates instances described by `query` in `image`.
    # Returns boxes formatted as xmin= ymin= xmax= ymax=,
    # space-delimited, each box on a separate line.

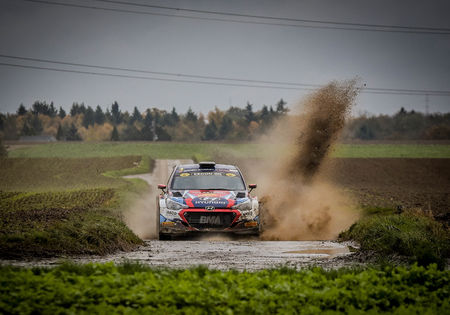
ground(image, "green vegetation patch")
xmin=340 ymin=211 xmax=450 ymax=268
xmin=0 ymin=189 xmax=142 ymax=258
xmin=0 ymin=156 xmax=142 ymax=191
xmin=0 ymin=263 xmax=448 ymax=314
xmin=0 ymin=156 xmax=153 ymax=257
xmin=9 ymin=142 xmax=450 ymax=160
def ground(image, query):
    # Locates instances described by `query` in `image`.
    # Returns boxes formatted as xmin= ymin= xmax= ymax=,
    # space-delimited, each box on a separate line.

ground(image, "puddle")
xmin=284 ymin=247 xmax=350 ymax=257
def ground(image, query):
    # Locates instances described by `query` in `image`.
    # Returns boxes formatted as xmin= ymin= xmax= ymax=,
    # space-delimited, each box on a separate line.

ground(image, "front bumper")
xmin=160 ymin=209 xmax=260 ymax=235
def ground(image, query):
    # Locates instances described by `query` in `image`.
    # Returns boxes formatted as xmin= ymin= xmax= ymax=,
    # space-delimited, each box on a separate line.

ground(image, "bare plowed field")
xmin=323 ymin=158 xmax=449 ymax=215
xmin=236 ymin=158 xmax=449 ymax=217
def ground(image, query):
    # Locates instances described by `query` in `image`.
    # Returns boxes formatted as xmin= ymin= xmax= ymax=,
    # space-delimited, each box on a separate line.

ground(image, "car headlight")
xmin=232 ymin=199 xmax=252 ymax=211
xmin=165 ymin=198 xmax=188 ymax=210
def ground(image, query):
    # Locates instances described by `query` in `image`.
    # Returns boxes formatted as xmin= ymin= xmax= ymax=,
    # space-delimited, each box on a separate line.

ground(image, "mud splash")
xmin=258 ymin=80 xmax=360 ymax=240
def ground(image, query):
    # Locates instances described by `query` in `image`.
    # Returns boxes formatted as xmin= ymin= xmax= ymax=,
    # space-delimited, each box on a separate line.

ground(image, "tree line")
xmin=343 ymin=107 xmax=450 ymax=140
xmin=0 ymin=101 xmax=448 ymax=142
xmin=0 ymin=100 xmax=289 ymax=142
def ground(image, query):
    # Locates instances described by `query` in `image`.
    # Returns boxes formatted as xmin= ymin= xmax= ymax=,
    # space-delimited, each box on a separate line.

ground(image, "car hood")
xmin=170 ymin=190 xmax=247 ymax=209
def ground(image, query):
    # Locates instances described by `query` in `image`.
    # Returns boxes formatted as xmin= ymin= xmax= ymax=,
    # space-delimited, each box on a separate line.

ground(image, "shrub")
xmin=340 ymin=211 xmax=450 ymax=268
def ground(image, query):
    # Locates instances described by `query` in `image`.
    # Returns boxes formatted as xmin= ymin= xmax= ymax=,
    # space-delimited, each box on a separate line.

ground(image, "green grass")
xmin=0 ymin=156 xmax=143 ymax=192
xmin=0 ymin=189 xmax=143 ymax=258
xmin=0 ymin=263 xmax=448 ymax=314
xmin=8 ymin=142 xmax=450 ymax=159
xmin=0 ymin=156 xmax=154 ymax=257
xmin=340 ymin=211 xmax=450 ymax=269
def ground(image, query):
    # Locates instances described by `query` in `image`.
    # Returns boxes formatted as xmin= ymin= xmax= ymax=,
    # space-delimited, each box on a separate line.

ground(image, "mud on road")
xmin=120 ymin=159 xmax=356 ymax=270
xmin=2 ymin=239 xmax=357 ymax=271
xmin=0 ymin=159 xmax=358 ymax=270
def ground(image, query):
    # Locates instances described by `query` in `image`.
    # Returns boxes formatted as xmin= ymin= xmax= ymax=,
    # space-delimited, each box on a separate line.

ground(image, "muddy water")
xmin=1 ymin=240 xmax=357 ymax=270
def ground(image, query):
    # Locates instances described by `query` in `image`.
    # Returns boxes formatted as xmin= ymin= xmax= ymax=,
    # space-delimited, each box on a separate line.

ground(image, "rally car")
xmin=157 ymin=161 xmax=259 ymax=239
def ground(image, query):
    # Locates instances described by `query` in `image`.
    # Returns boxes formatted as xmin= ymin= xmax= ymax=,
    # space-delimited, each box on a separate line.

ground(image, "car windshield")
xmin=171 ymin=169 xmax=245 ymax=190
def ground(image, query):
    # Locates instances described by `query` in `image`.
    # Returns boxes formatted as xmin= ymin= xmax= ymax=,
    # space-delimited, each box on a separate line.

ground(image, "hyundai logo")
xmin=205 ymin=206 xmax=215 ymax=211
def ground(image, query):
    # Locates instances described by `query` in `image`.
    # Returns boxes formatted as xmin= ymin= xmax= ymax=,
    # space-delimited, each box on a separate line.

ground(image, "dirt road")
xmin=0 ymin=159 xmax=356 ymax=270
xmin=119 ymin=159 xmax=354 ymax=270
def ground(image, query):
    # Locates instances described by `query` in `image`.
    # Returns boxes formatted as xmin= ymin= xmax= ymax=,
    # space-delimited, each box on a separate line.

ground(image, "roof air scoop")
xmin=199 ymin=161 xmax=216 ymax=169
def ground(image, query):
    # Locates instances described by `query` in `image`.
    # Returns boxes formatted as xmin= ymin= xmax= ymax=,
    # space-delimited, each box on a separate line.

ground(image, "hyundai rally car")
xmin=157 ymin=161 xmax=259 ymax=239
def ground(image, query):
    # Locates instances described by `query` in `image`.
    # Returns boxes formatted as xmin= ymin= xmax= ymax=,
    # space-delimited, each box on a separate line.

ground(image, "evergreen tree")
xmin=82 ymin=106 xmax=95 ymax=128
xmin=130 ymin=106 xmax=142 ymax=124
xmin=17 ymin=104 xmax=27 ymax=116
xmin=94 ymin=105 xmax=105 ymax=125
xmin=31 ymin=115 xmax=43 ymax=134
xmin=171 ymin=107 xmax=180 ymax=124
xmin=58 ymin=107 xmax=66 ymax=119
xmin=141 ymin=110 xmax=154 ymax=141
xmin=259 ymin=105 xmax=272 ymax=132
xmin=56 ymin=124 xmax=64 ymax=140
xmin=245 ymin=102 xmax=256 ymax=123
xmin=31 ymin=101 xmax=49 ymax=115
xmin=21 ymin=122 xmax=34 ymax=136
xmin=79 ymin=103 xmax=87 ymax=114
xmin=185 ymin=107 xmax=197 ymax=123
xmin=203 ymin=121 xmax=218 ymax=140
xmin=219 ymin=116 xmax=233 ymax=139
xmin=66 ymin=123 xmax=81 ymax=141
xmin=155 ymin=126 xmax=172 ymax=141
xmin=111 ymin=101 xmax=121 ymax=124
xmin=111 ymin=125 xmax=119 ymax=141
xmin=275 ymin=99 xmax=288 ymax=115
xmin=70 ymin=102 xmax=86 ymax=116
xmin=121 ymin=124 xmax=142 ymax=141
xmin=49 ymin=102 xmax=57 ymax=117
xmin=105 ymin=108 xmax=112 ymax=123
xmin=21 ymin=114 xmax=43 ymax=136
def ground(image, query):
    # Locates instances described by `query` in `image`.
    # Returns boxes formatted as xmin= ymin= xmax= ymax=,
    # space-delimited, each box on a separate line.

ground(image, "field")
xmin=0 ymin=156 xmax=152 ymax=257
xmin=7 ymin=141 xmax=450 ymax=159
xmin=0 ymin=263 xmax=448 ymax=314
xmin=1 ymin=141 xmax=449 ymax=313
xmin=322 ymin=158 xmax=450 ymax=215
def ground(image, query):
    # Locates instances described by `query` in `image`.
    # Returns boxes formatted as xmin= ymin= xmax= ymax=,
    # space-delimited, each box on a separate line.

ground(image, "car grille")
xmin=184 ymin=211 xmax=236 ymax=229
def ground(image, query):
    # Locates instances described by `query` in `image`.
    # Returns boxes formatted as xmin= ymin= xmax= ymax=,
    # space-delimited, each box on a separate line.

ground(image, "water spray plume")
xmin=258 ymin=80 xmax=360 ymax=240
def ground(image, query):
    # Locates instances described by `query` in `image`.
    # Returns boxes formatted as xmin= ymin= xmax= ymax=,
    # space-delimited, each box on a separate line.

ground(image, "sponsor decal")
xmin=180 ymin=173 xmax=190 ymax=177
xmin=191 ymin=172 xmax=222 ymax=176
xmin=199 ymin=216 xmax=221 ymax=224
xmin=193 ymin=198 xmax=229 ymax=208
xmin=225 ymin=173 xmax=236 ymax=177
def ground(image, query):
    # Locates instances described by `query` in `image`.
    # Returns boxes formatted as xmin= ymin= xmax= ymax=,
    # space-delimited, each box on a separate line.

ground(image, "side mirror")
xmin=248 ymin=184 xmax=257 ymax=192
xmin=157 ymin=184 xmax=167 ymax=192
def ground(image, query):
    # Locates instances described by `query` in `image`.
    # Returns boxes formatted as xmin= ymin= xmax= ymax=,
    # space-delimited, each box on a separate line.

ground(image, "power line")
xmin=94 ymin=0 xmax=450 ymax=34
xmin=0 ymin=61 xmax=316 ymax=91
xmin=22 ymin=0 xmax=450 ymax=35
xmin=1 ymin=54 xmax=449 ymax=96
xmin=0 ymin=54 xmax=319 ymax=88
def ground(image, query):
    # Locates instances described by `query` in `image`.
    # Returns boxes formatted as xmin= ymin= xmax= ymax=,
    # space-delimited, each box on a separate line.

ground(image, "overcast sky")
xmin=0 ymin=0 xmax=449 ymax=115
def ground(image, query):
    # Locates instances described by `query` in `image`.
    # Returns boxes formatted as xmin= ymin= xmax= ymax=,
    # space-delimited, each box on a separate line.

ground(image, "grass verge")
xmin=0 ymin=263 xmax=448 ymax=314
xmin=340 ymin=210 xmax=450 ymax=269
